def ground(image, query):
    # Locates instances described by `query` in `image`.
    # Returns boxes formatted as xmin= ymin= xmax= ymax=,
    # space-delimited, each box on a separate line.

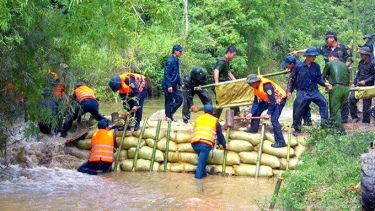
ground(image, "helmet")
xmin=363 ymin=34 xmax=372 ymax=39
xmin=190 ymin=67 xmax=206 ymax=80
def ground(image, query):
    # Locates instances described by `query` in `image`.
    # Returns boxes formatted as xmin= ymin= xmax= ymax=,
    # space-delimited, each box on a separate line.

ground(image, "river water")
xmin=0 ymin=96 xmax=279 ymax=210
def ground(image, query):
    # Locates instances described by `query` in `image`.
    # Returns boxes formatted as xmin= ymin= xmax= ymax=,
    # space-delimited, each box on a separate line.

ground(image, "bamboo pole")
xmin=286 ymin=124 xmax=292 ymax=171
xmin=255 ymin=123 xmax=266 ymax=179
xmin=113 ymin=117 xmax=131 ymax=171
xmin=222 ymin=127 xmax=230 ymax=174
xmin=132 ymin=118 xmax=148 ymax=172
xmin=194 ymin=70 xmax=290 ymax=90
xmin=269 ymin=178 xmax=283 ymax=209
xmin=150 ymin=119 xmax=162 ymax=172
xmin=163 ymin=120 xmax=172 ymax=172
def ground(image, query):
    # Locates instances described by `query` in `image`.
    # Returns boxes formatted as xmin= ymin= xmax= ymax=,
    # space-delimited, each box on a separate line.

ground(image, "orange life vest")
xmin=191 ymin=113 xmax=218 ymax=147
xmin=74 ymin=85 xmax=97 ymax=103
xmin=54 ymin=85 xmax=65 ymax=100
xmin=118 ymin=73 xmax=147 ymax=94
xmin=253 ymin=77 xmax=286 ymax=104
xmin=89 ymin=129 xmax=115 ymax=163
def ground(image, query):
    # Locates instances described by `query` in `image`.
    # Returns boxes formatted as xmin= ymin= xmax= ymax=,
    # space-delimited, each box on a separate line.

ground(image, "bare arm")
xmin=228 ymin=71 xmax=236 ymax=80
xmin=289 ymin=48 xmax=307 ymax=56
xmin=214 ymin=69 xmax=220 ymax=83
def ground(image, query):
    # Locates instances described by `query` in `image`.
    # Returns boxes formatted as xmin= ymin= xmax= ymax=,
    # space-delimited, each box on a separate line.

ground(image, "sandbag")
xmin=157 ymin=138 xmax=177 ymax=152
xmin=206 ymin=165 xmax=235 ymax=175
xmin=207 ymin=150 xmax=240 ymax=166
xmin=145 ymin=138 xmax=156 ymax=148
xmin=169 ymin=132 xmax=192 ymax=144
xmin=234 ymin=164 xmax=273 ymax=177
xmin=229 ymin=131 xmax=260 ymax=146
xmin=116 ymin=136 xmax=145 ymax=150
xmin=280 ymin=157 xmax=300 ymax=170
xmin=294 ymin=144 xmax=306 ymax=158
xmin=296 ymin=135 xmax=308 ymax=147
xmin=114 ymin=150 xmax=127 ymax=161
xmin=114 ymin=130 xmax=133 ymax=138
xmin=84 ymin=129 xmax=97 ymax=139
xmin=160 ymin=163 xmax=196 ymax=173
xmin=177 ymin=143 xmax=195 ymax=153
xmin=138 ymin=146 xmax=164 ymax=162
xmin=265 ymin=132 xmax=298 ymax=147
xmin=167 ymin=152 xmax=199 ymax=165
xmin=272 ymin=169 xmax=285 ymax=177
xmin=132 ymin=128 xmax=166 ymax=140
xmin=239 ymin=152 xmax=281 ymax=168
xmin=120 ymin=159 xmax=159 ymax=172
xmin=76 ymin=139 xmax=91 ymax=150
xmin=228 ymin=140 xmax=254 ymax=152
xmin=260 ymin=140 xmax=295 ymax=158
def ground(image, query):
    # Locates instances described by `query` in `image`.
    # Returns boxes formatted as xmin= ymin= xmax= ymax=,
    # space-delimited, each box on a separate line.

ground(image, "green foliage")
xmin=277 ymin=130 xmax=375 ymax=210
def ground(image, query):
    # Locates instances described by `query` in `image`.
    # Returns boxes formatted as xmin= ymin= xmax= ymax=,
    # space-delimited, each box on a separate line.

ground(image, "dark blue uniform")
xmin=358 ymin=41 xmax=374 ymax=60
xmin=162 ymin=55 xmax=183 ymax=120
xmin=287 ymin=59 xmax=312 ymax=126
xmin=248 ymin=84 xmax=286 ymax=145
xmin=290 ymin=61 xmax=328 ymax=132
xmin=349 ymin=59 xmax=375 ymax=123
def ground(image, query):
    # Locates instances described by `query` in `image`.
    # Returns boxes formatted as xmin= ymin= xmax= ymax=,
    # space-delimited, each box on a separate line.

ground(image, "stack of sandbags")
xmin=75 ymin=122 xmax=307 ymax=177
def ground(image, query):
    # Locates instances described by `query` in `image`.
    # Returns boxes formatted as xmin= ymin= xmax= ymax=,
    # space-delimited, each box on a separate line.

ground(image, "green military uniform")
xmin=213 ymin=56 xmax=239 ymax=118
xmin=322 ymin=59 xmax=350 ymax=133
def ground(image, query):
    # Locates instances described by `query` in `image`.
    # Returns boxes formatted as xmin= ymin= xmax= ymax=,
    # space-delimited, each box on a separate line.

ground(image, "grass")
xmin=272 ymin=126 xmax=375 ymax=211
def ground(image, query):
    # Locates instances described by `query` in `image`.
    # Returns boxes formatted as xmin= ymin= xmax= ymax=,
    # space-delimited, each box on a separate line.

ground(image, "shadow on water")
xmin=0 ymin=166 xmax=277 ymax=210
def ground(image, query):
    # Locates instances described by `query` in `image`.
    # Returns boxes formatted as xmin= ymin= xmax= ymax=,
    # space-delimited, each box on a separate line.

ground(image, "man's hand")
xmin=191 ymin=105 xmax=199 ymax=113
xmin=131 ymin=106 xmax=139 ymax=113
xmin=246 ymin=113 xmax=252 ymax=120
xmin=325 ymin=83 xmax=332 ymax=90
xmin=289 ymin=51 xmax=298 ymax=56
xmin=224 ymin=144 xmax=229 ymax=150
xmin=167 ymin=87 xmax=173 ymax=93
xmin=181 ymin=84 xmax=184 ymax=89
xmin=196 ymin=87 xmax=202 ymax=91
xmin=286 ymin=92 xmax=292 ymax=99
xmin=358 ymin=80 xmax=366 ymax=86
xmin=262 ymin=114 xmax=270 ymax=120
xmin=350 ymin=84 xmax=355 ymax=88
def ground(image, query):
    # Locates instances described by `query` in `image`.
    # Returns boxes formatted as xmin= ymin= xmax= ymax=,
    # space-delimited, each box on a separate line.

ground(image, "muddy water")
xmin=0 ymin=165 xmax=277 ymax=210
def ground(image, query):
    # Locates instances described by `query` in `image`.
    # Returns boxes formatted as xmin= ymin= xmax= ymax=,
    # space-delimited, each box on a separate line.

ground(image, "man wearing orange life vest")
xmin=245 ymin=74 xmax=287 ymax=148
xmin=191 ymin=104 xmax=228 ymax=179
xmin=78 ymin=119 xmax=117 ymax=175
xmin=61 ymin=82 xmax=105 ymax=137
xmin=109 ymin=73 xmax=148 ymax=131
xmin=46 ymin=71 xmax=65 ymax=100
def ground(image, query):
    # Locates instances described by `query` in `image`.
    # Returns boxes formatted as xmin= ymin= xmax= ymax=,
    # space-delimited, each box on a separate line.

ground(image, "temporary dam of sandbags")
xmin=75 ymin=120 xmax=308 ymax=177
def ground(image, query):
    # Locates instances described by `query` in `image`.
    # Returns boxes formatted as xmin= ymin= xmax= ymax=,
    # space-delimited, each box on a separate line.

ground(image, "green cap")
xmin=246 ymin=74 xmax=260 ymax=84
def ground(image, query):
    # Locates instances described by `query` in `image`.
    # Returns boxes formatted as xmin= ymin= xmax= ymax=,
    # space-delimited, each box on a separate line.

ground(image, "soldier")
xmin=288 ymin=48 xmax=331 ymax=136
xmin=322 ymin=52 xmax=350 ymax=134
xmin=182 ymin=67 xmax=212 ymax=124
xmin=282 ymin=55 xmax=312 ymax=126
xmin=349 ymin=47 xmax=375 ymax=123
xmin=358 ymin=34 xmax=374 ymax=60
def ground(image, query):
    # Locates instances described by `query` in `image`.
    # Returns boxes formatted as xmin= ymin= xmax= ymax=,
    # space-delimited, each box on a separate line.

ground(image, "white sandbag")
xmin=76 ymin=139 xmax=91 ymax=150
xmin=132 ymin=128 xmax=166 ymax=140
xmin=228 ymin=140 xmax=254 ymax=152
xmin=239 ymin=152 xmax=281 ymax=168
xmin=296 ymin=135 xmax=308 ymax=147
xmin=265 ymin=132 xmax=298 ymax=147
xmin=138 ymin=146 xmax=164 ymax=162
xmin=116 ymin=136 xmax=145 ymax=150
xmin=260 ymin=140 xmax=295 ymax=158
xmin=207 ymin=150 xmax=240 ymax=166
xmin=234 ymin=164 xmax=273 ymax=177
xmin=114 ymin=150 xmax=127 ymax=161
xmin=160 ymin=163 xmax=196 ymax=173
xmin=280 ymin=157 xmax=300 ymax=170
xmin=157 ymin=138 xmax=177 ymax=152
xmin=120 ymin=159 xmax=159 ymax=172
xmin=169 ymin=132 xmax=192 ymax=144
xmin=84 ymin=129 xmax=97 ymax=139
xmin=177 ymin=143 xmax=195 ymax=153
xmin=114 ymin=130 xmax=133 ymax=138
xmin=272 ymin=169 xmax=285 ymax=177
xmin=229 ymin=131 xmax=261 ymax=146
xmin=206 ymin=165 xmax=235 ymax=175
xmin=294 ymin=144 xmax=306 ymax=158
xmin=145 ymin=138 xmax=156 ymax=148
xmin=167 ymin=152 xmax=199 ymax=165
